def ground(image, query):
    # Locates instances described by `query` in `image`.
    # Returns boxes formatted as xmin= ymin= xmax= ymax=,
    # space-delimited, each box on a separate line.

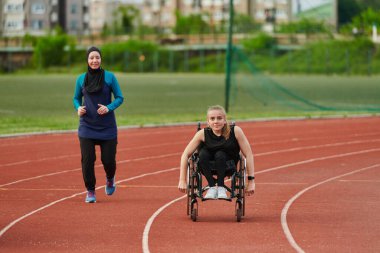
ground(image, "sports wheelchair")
xmin=186 ymin=123 xmax=247 ymax=222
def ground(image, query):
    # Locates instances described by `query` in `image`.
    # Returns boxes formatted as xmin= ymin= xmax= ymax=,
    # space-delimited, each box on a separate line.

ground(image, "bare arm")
xmin=178 ymin=130 xmax=204 ymax=193
xmin=234 ymin=126 xmax=255 ymax=195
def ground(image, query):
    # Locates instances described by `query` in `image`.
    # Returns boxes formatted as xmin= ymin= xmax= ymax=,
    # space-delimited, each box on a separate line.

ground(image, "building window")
xmin=71 ymin=4 xmax=77 ymax=14
xmin=5 ymin=20 xmax=23 ymax=30
xmin=4 ymin=4 xmax=23 ymax=13
xmin=31 ymin=3 xmax=46 ymax=14
xmin=70 ymin=20 xmax=78 ymax=30
xmin=32 ymin=20 xmax=44 ymax=30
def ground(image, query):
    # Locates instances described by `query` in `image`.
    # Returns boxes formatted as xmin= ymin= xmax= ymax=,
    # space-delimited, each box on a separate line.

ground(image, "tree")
xmin=338 ymin=0 xmax=361 ymax=27
xmin=174 ymin=12 xmax=209 ymax=35
xmin=115 ymin=5 xmax=140 ymax=35
xmin=351 ymin=8 xmax=380 ymax=35
xmin=355 ymin=0 xmax=380 ymax=10
xmin=234 ymin=14 xmax=258 ymax=34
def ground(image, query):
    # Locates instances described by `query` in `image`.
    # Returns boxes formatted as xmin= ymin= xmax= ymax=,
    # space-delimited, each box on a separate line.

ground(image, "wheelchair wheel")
xmin=191 ymin=207 xmax=197 ymax=222
xmin=189 ymin=166 xmax=199 ymax=221
xmin=236 ymin=169 xmax=244 ymax=222
xmin=187 ymin=159 xmax=197 ymax=215
xmin=190 ymin=197 xmax=198 ymax=222
xmin=186 ymin=177 xmax=190 ymax=215
xmin=239 ymin=157 xmax=247 ymax=217
xmin=235 ymin=200 xmax=243 ymax=222
xmin=242 ymin=169 xmax=246 ymax=216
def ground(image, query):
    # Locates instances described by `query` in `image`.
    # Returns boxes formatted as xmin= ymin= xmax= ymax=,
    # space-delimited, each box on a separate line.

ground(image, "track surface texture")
xmin=1 ymin=117 xmax=380 ymax=253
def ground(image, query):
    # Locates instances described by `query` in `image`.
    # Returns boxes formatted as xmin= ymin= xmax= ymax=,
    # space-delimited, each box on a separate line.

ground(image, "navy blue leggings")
xmin=198 ymin=148 xmax=229 ymax=187
xmin=79 ymin=137 xmax=117 ymax=191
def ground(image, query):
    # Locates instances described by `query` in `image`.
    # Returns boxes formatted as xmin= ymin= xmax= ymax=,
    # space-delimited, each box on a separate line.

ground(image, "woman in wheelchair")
xmin=178 ymin=105 xmax=255 ymax=199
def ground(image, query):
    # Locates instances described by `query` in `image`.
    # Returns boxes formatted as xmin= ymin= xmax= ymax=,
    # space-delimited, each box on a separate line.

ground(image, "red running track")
xmin=0 ymin=117 xmax=380 ymax=253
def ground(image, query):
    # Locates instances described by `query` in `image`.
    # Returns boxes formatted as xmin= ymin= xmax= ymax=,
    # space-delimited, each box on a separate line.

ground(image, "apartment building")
xmin=0 ymin=0 xmax=89 ymax=37
xmin=1 ymin=0 xmax=26 ymax=37
xmin=0 ymin=0 xmax=336 ymax=38
xmin=25 ymin=0 xmax=54 ymax=36
xmin=140 ymin=0 xmax=179 ymax=33
xmin=140 ymin=0 xmax=251 ymax=32
xmin=89 ymin=0 xmax=143 ymax=35
xmin=64 ymin=0 xmax=90 ymax=35
xmin=89 ymin=0 xmax=109 ymax=34
xmin=0 ymin=0 xmax=65 ymax=37
xmin=252 ymin=0 xmax=291 ymax=24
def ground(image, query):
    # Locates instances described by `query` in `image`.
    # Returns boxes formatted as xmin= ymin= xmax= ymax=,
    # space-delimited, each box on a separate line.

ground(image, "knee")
xmin=101 ymin=155 xmax=115 ymax=167
xmin=82 ymin=153 xmax=96 ymax=164
xmin=198 ymin=148 xmax=209 ymax=159
xmin=198 ymin=149 xmax=210 ymax=168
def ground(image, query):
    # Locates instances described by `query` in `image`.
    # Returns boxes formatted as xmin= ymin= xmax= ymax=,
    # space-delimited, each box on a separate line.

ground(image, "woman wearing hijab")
xmin=73 ymin=46 xmax=124 ymax=203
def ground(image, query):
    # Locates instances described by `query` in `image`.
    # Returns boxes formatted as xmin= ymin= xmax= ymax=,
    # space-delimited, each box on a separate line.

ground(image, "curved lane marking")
xmin=142 ymin=148 xmax=380 ymax=253
xmin=1 ymin=134 xmax=379 ymax=168
xmin=0 ymin=153 xmax=181 ymax=188
xmin=0 ymin=143 xmax=184 ymax=168
xmin=142 ymin=195 xmax=186 ymax=253
xmin=0 ymin=167 xmax=178 ymax=237
xmin=2 ymin=139 xmax=380 ymax=187
xmin=281 ymin=163 xmax=380 ymax=253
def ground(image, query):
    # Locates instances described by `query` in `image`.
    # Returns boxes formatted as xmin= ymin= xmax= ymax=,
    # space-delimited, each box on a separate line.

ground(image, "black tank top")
xmin=203 ymin=126 xmax=240 ymax=162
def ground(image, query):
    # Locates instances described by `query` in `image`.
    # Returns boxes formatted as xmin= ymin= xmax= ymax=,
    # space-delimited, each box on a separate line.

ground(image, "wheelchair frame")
xmin=186 ymin=124 xmax=247 ymax=222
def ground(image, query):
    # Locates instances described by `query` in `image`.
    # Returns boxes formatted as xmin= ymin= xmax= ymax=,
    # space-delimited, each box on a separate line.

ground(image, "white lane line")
xmin=141 ymin=148 xmax=380 ymax=253
xmin=281 ymin=164 xmax=380 ymax=253
xmin=142 ymin=195 xmax=186 ymax=253
xmin=0 ymin=154 xmax=78 ymax=168
xmin=0 ymin=144 xmax=183 ymax=168
xmin=338 ymin=179 xmax=380 ymax=183
xmin=0 ymin=167 xmax=178 ymax=238
xmin=2 ymin=133 xmax=378 ymax=168
xmin=0 ymin=168 xmax=81 ymax=188
xmin=2 ymin=138 xmax=379 ymax=188
xmin=256 ymin=139 xmax=380 ymax=157
xmin=251 ymin=132 xmax=380 ymax=146
xmin=258 ymin=148 xmax=380 ymax=174
xmin=0 ymin=153 xmax=181 ymax=188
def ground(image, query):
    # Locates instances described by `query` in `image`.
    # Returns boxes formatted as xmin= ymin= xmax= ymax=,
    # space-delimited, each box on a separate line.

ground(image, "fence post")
xmin=216 ymin=49 xmax=222 ymax=73
xmin=199 ymin=49 xmax=204 ymax=72
xmin=184 ymin=49 xmax=189 ymax=72
xmin=325 ymin=48 xmax=329 ymax=75
xmin=169 ymin=50 xmax=174 ymax=72
xmin=154 ymin=51 xmax=159 ymax=73
xmin=306 ymin=49 xmax=311 ymax=74
xmin=138 ymin=51 xmax=144 ymax=73
xmin=7 ymin=50 xmax=12 ymax=72
xmin=345 ymin=49 xmax=350 ymax=75
xmin=124 ymin=51 xmax=129 ymax=72
xmin=287 ymin=50 xmax=292 ymax=74
xmin=367 ymin=49 xmax=372 ymax=76
xmin=270 ymin=47 xmax=276 ymax=73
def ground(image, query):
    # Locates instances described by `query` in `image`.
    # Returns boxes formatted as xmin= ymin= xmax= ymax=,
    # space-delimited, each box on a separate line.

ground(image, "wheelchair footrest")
xmin=201 ymin=198 xmax=232 ymax=202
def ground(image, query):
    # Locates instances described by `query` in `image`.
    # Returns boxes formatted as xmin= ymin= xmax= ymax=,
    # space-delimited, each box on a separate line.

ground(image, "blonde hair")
xmin=207 ymin=105 xmax=231 ymax=139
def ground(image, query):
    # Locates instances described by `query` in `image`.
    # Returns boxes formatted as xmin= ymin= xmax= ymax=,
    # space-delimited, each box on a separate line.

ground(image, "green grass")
xmin=0 ymin=73 xmax=379 ymax=135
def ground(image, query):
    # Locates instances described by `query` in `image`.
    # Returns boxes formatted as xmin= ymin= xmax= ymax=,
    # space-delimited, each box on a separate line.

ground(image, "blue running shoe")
xmin=105 ymin=177 xmax=116 ymax=195
xmin=85 ymin=190 xmax=96 ymax=203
